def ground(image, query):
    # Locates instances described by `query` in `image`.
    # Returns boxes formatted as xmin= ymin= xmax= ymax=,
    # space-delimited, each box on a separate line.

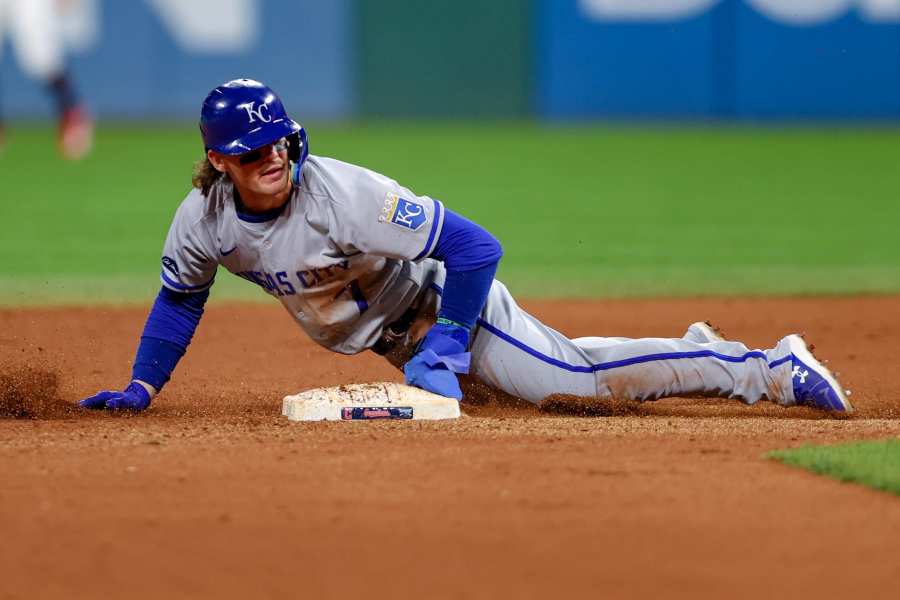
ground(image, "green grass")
xmin=2 ymin=122 xmax=899 ymax=305
xmin=768 ymin=439 xmax=900 ymax=496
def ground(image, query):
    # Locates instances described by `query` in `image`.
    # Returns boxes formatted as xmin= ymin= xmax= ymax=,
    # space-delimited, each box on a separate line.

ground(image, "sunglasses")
xmin=238 ymin=139 xmax=288 ymax=165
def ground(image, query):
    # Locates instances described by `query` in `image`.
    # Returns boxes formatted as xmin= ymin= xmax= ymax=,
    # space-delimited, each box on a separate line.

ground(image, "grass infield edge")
xmin=767 ymin=438 xmax=900 ymax=496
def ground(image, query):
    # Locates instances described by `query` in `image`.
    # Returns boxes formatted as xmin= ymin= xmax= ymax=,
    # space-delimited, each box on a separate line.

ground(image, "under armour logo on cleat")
xmin=792 ymin=366 xmax=809 ymax=383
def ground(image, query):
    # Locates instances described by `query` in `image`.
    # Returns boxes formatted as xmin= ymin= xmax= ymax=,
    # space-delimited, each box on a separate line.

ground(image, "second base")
xmin=282 ymin=382 xmax=460 ymax=421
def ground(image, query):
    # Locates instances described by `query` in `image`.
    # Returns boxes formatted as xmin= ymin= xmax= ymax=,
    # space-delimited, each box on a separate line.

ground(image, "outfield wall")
xmin=0 ymin=1 xmax=354 ymax=120
xmin=356 ymin=0 xmax=531 ymax=118
xmin=1 ymin=0 xmax=898 ymax=120
xmin=539 ymin=0 xmax=900 ymax=118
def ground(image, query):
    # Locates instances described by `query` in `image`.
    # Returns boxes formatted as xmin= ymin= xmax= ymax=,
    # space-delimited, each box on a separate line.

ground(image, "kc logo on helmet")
xmin=240 ymin=101 xmax=272 ymax=124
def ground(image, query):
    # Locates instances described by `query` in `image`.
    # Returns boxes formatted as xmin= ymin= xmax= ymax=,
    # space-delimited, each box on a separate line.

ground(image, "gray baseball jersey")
xmin=160 ymin=155 xmax=799 ymax=407
xmin=161 ymin=155 xmax=446 ymax=354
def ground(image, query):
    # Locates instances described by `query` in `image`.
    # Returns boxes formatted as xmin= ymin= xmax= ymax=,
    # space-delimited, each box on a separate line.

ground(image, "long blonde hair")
xmin=191 ymin=156 xmax=227 ymax=196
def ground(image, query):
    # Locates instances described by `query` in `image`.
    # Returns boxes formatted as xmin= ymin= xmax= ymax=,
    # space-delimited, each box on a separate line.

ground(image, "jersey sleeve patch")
xmin=162 ymin=256 xmax=180 ymax=277
xmin=379 ymin=192 xmax=427 ymax=231
xmin=159 ymin=256 xmax=215 ymax=292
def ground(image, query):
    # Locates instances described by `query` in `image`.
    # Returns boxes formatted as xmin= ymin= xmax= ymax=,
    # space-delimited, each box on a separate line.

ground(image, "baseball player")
xmin=79 ymin=79 xmax=852 ymax=414
xmin=0 ymin=0 xmax=93 ymax=159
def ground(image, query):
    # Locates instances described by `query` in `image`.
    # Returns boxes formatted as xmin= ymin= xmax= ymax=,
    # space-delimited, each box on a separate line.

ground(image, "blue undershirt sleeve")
xmin=438 ymin=263 xmax=498 ymax=330
xmin=431 ymin=209 xmax=503 ymax=271
xmin=430 ymin=209 xmax=503 ymax=330
xmin=131 ymin=286 xmax=209 ymax=390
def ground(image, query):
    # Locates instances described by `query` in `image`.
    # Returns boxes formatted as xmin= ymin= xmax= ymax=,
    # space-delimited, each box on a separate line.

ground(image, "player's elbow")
xmin=483 ymin=233 xmax=503 ymax=265
xmin=463 ymin=226 xmax=502 ymax=269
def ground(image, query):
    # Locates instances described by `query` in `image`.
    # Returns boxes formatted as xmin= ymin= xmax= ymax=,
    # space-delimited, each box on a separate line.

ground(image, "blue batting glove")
xmin=79 ymin=381 xmax=152 ymax=412
xmin=403 ymin=323 xmax=471 ymax=400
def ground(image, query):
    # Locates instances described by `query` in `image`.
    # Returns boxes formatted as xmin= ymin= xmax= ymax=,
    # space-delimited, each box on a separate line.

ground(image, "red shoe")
xmin=58 ymin=106 xmax=94 ymax=160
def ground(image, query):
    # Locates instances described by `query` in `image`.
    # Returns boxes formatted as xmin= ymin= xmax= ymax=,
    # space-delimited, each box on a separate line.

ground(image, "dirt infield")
xmin=1 ymin=296 xmax=898 ymax=599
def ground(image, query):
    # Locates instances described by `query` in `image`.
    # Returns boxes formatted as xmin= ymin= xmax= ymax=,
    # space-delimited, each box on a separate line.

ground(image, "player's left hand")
xmin=79 ymin=381 xmax=153 ymax=412
xmin=403 ymin=323 xmax=471 ymax=400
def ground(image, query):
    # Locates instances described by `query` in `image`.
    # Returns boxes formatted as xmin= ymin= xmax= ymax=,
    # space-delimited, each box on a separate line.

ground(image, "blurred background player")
xmin=0 ymin=0 xmax=93 ymax=159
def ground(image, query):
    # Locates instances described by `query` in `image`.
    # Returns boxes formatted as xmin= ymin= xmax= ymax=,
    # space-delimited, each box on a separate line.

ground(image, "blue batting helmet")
xmin=199 ymin=78 xmax=308 ymax=165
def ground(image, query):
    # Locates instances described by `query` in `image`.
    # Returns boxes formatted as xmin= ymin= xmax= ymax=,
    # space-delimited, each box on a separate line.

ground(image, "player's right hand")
xmin=79 ymin=381 xmax=153 ymax=412
xmin=403 ymin=323 xmax=471 ymax=400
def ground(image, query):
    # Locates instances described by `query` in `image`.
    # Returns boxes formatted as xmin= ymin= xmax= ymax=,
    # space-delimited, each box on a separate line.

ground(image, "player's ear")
xmin=207 ymin=150 xmax=227 ymax=173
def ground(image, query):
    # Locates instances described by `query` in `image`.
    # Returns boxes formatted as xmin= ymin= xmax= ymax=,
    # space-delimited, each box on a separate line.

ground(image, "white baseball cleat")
xmin=685 ymin=320 xmax=726 ymax=344
xmin=778 ymin=334 xmax=853 ymax=413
